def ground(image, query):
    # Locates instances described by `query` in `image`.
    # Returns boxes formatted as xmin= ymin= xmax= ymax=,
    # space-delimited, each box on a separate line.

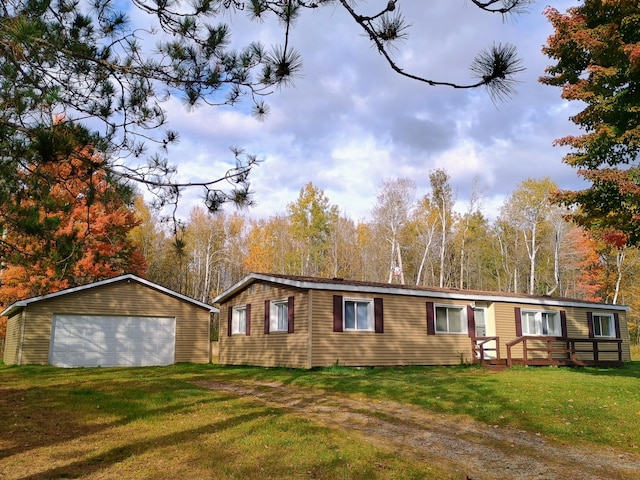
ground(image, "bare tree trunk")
xmin=416 ymin=229 xmax=435 ymax=286
xmin=459 ymin=234 xmax=466 ymax=289
xmin=546 ymin=230 xmax=561 ymax=296
xmin=203 ymin=237 xmax=212 ymax=303
xmin=523 ymin=224 xmax=538 ymax=295
xmin=439 ymin=211 xmax=447 ymax=288
xmin=387 ymin=237 xmax=396 ymax=283
xmin=396 ymin=240 xmax=405 ymax=284
xmin=613 ymin=249 xmax=625 ymax=304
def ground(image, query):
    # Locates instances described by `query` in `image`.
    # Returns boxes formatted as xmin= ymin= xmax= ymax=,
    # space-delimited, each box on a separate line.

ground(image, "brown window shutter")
xmin=288 ymin=296 xmax=295 ymax=334
xmin=560 ymin=310 xmax=567 ymax=337
xmin=614 ymin=313 xmax=621 ymax=339
xmin=264 ymin=299 xmax=270 ymax=335
xmin=227 ymin=306 xmax=232 ymax=337
xmin=587 ymin=312 xmax=594 ymax=338
xmin=333 ymin=295 xmax=343 ymax=332
xmin=515 ymin=307 xmax=522 ymax=337
xmin=374 ymin=297 xmax=383 ymax=333
xmin=246 ymin=304 xmax=251 ymax=336
xmin=466 ymin=305 xmax=475 ymax=338
xmin=426 ymin=302 xmax=435 ymax=335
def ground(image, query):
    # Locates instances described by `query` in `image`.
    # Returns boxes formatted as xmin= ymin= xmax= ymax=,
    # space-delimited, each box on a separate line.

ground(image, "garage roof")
xmin=1 ymin=274 xmax=218 ymax=317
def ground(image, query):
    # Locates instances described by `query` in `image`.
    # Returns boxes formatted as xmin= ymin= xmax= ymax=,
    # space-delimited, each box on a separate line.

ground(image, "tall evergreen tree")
xmin=0 ymin=122 xmax=145 ymax=307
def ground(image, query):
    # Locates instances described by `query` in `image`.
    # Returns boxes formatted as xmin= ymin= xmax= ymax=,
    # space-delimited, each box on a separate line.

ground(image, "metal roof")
xmin=212 ymin=273 xmax=629 ymax=311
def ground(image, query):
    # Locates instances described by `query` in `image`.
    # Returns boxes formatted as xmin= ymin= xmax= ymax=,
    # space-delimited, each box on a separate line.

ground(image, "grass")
xmin=207 ymin=362 xmax=640 ymax=449
xmin=1 ymin=362 xmax=639 ymax=479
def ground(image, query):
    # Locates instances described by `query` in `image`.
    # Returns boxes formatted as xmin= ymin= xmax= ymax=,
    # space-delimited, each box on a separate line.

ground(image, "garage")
xmin=50 ymin=315 xmax=176 ymax=367
xmin=2 ymin=274 xmax=216 ymax=366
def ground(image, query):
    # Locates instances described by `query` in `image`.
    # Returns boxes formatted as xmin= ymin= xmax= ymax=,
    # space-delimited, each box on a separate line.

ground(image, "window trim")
xmin=434 ymin=304 xmax=468 ymax=335
xmin=521 ymin=309 xmax=561 ymax=337
xmin=343 ymin=297 xmax=374 ymax=332
xmin=231 ymin=306 xmax=247 ymax=335
xmin=269 ymin=299 xmax=289 ymax=333
xmin=592 ymin=313 xmax=615 ymax=338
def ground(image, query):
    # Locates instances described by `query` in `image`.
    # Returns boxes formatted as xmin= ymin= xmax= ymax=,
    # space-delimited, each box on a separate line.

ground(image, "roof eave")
xmin=1 ymin=274 xmax=219 ymax=316
xmin=212 ymin=274 xmax=630 ymax=311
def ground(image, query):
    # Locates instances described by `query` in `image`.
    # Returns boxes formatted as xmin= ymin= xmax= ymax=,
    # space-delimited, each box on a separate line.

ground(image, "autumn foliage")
xmin=541 ymin=1 xmax=640 ymax=245
xmin=0 ymin=122 xmax=146 ymax=310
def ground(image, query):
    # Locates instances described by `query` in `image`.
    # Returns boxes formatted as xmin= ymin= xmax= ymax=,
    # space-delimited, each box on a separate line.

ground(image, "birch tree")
xmin=499 ymin=178 xmax=557 ymax=295
xmin=372 ymin=178 xmax=416 ymax=284
xmin=429 ymin=169 xmax=456 ymax=288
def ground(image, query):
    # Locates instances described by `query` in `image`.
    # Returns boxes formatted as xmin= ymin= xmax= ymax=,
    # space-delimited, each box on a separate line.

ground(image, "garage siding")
xmin=3 ymin=312 xmax=23 ymax=365
xmin=16 ymin=280 xmax=210 ymax=365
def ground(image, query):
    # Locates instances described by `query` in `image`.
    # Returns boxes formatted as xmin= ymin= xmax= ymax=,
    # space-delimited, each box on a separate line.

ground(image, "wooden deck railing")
xmin=471 ymin=336 xmax=500 ymax=364
xmin=505 ymin=336 xmax=623 ymax=367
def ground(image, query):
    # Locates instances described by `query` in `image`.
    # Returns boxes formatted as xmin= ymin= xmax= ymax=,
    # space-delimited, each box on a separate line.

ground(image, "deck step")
xmin=474 ymin=358 xmax=509 ymax=371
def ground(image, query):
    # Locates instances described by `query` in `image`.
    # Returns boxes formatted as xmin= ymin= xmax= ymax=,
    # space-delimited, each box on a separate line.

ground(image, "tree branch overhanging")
xmin=336 ymin=0 xmax=527 ymax=100
xmin=0 ymin=0 xmax=532 ymax=238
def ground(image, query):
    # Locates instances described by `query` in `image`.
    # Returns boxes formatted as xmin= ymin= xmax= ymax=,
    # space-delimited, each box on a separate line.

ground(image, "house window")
xmin=270 ymin=299 xmax=289 ymax=332
xmin=593 ymin=314 xmax=615 ymax=337
xmin=521 ymin=310 xmax=561 ymax=336
xmin=435 ymin=305 xmax=467 ymax=334
xmin=344 ymin=299 xmax=373 ymax=331
xmin=232 ymin=306 xmax=247 ymax=334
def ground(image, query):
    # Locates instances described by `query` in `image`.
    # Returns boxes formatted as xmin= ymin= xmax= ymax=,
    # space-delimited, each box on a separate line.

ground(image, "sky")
xmin=138 ymin=1 xmax=583 ymax=223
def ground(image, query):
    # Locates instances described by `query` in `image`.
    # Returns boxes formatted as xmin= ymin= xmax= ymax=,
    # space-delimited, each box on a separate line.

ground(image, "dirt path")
xmin=194 ymin=379 xmax=640 ymax=480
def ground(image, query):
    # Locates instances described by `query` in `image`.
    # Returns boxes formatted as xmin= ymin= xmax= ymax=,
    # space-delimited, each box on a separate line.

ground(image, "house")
xmin=212 ymin=273 xmax=631 ymax=369
xmin=2 ymin=274 xmax=217 ymax=367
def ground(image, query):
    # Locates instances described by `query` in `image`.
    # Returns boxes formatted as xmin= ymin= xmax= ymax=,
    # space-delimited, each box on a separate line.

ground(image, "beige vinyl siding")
xmin=310 ymin=290 xmax=474 ymax=367
xmin=3 ymin=312 xmax=23 ymax=365
xmin=16 ymin=280 xmax=210 ymax=365
xmin=218 ymin=282 xmax=309 ymax=368
xmin=617 ymin=310 xmax=631 ymax=362
xmin=496 ymin=303 xmax=630 ymax=363
xmin=215 ymin=277 xmax=631 ymax=368
xmin=493 ymin=303 xmax=521 ymax=359
xmin=561 ymin=306 xmax=595 ymax=362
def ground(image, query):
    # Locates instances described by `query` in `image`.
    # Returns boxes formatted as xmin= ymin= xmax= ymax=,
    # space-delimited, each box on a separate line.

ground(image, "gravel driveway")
xmin=195 ymin=379 xmax=640 ymax=480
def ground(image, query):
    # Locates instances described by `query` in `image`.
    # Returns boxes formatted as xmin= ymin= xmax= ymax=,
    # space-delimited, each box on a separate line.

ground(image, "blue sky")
xmin=137 ymin=1 xmax=582 ymax=222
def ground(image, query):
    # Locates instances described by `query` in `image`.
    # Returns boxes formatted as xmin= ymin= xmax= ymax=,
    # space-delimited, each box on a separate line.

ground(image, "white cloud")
xmin=124 ymin=0 xmax=585 ymax=225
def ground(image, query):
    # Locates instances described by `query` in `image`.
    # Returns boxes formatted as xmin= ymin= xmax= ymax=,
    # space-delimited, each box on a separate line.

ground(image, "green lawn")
xmin=1 ymin=362 xmax=639 ymax=479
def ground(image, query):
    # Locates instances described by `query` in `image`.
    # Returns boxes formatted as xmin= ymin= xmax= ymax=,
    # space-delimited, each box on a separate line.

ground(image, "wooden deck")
xmin=471 ymin=336 xmax=624 ymax=369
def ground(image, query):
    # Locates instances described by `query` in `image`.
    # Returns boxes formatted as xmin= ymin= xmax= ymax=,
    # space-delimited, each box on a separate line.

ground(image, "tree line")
xmin=130 ymin=174 xmax=639 ymax=345
xmin=2 ymin=0 xmax=640 ymax=349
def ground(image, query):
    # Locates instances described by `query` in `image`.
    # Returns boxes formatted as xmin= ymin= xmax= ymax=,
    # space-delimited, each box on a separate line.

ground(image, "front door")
xmin=474 ymin=308 xmax=496 ymax=359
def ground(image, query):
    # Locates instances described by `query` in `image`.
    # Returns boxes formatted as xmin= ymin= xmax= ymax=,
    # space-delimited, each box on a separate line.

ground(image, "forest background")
xmin=132 ymin=173 xmax=640 ymax=346
xmin=2 ymin=0 xmax=640 ymax=352
xmin=1 ymin=160 xmax=639 ymax=350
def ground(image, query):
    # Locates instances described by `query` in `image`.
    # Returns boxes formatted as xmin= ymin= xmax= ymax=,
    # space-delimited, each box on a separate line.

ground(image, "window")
xmin=333 ymin=295 xmax=383 ymax=333
xmin=232 ymin=306 xmax=247 ymax=334
xmin=344 ymin=299 xmax=373 ymax=331
xmin=435 ymin=305 xmax=467 ymax=334
xmin=593 ymin=314 xmax=615 ymax=337
xmin=270 ymin=299 xmax=289 ymax=332
xmin=521 ymin=310 xmax=561 ymax=336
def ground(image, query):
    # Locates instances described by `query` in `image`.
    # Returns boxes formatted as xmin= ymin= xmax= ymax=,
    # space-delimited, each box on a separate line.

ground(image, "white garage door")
xmin=50 ymin=315 xmax=176 ymax=367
